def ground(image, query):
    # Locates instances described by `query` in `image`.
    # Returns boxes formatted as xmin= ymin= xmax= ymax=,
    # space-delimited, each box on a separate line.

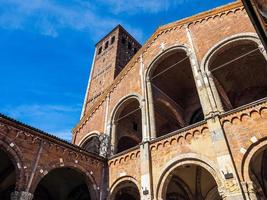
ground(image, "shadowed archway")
xmin=249 ymin=147 xmax=267 ymax=199
xmin=147 ymin=47 xmax=204 ymax=137
xmin=207 ymin=38 xmax=267 ymax=111
xmin=164 ymin=164 xmax=221 ymax=200
xmin=33 ymin=167 xmax=93 ymax=200
xmin=111 ymin=96 xmax=142 ymax=154
xmin=110 ymin=180 xmax=140 ymax=200
xmin=0 ymin=149 xmax=16 ymax=200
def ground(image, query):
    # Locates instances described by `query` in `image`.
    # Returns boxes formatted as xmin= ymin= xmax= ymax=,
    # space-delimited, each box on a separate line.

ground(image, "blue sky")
xmin=0 ymin=0 xmax=233 ymax=141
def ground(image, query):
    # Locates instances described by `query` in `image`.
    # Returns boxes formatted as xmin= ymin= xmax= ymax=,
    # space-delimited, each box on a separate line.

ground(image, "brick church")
xmin=1 ymin=1 xmax=267 ymax=200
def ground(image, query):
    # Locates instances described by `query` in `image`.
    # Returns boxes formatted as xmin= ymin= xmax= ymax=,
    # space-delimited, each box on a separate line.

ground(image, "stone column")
xmin=146 ymin=80 xmax=157 ymax=139
xmin=187 ymin=49 xmax=214 ymax=117
xmin=141 ymin=99 xmax=149 ymax=142
xmin=205 ymin=71 xmax=224 ymax=113
xmin=259 ymin=44 xmax=267 ymax=60
xmin=140 ymin=142 xmax=153 ymax=200
xmin=110 ymin=121 xmax=117 ymax=155
xmin=241 ymin=181 xmax=258 ymax=200
xmin=11 ymin=191 xmax=33 ymax=200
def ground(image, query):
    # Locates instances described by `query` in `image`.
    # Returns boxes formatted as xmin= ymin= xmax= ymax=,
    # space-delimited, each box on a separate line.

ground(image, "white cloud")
xmin=0 ymin=0 xmax=144 ymax=41
xmin=98 ymin=0 xmax=189 ymax=14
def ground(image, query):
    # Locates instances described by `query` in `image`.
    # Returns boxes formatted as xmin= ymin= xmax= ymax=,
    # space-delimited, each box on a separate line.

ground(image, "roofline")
xmin=0 ymin=113 xmax=105 ymax=161
xmin=95 ymin=24 xmax=142 ymax=47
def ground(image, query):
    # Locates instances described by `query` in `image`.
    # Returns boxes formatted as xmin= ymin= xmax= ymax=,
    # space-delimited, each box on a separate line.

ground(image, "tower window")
xmin=98 ymin=46 xmax=102 ymax=55
xmin=134 ymin=48 xmax=137 ymax=54
xmin=105 ymin=41 xmax=109 ymax=49
xmin=128 ymin=42 xmax=132 ymax=50
xmin=122 ymin=37 xmax=126 ymax=44
xmin=111 ymin=36 xmax=115 ymax=44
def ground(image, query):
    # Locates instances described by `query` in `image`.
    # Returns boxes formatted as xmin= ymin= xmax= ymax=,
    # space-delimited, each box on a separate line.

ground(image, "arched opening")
xmin=34 ymin=167 xmax=93 ymax=200
xmin=116 ymin=136 xmax=139 ymax=153
xmin=112 ymin=97 xmax=142 ymax=154
xmin=111 ymin=180 xmax=140 ymax=200
xmin=148 ymin=48 xmax=204 ymax=137
xmin=81 ymin=135 xmax=100 ymax=155
xmin=0 ymin=149 xmax=16 ymax=200
xmin=208 ymin=39 xmax=267 ymax=110
xmin=249 ymin=146 xmax=267 ymax=199
xmin=164 ymin=164 xmax=221 ymax=200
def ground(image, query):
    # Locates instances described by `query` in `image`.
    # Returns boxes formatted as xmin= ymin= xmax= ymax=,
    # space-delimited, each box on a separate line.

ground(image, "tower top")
xmin=81 ymin=25 xmax=142 ymax=117
xmin=95 ymin=24 xmax=141 ymax=47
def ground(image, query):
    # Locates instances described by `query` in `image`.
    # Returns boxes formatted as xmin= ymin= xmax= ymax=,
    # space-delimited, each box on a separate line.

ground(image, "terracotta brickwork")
xmin=73 ymin=1 xmax=267 ymax=199
xmin=221 ymin=99 xmax=267 ymax=181
xmin=0 ymin=115 xmax=104 ymax=199
xmin=2 ymin=1 xmax=267 ymax=200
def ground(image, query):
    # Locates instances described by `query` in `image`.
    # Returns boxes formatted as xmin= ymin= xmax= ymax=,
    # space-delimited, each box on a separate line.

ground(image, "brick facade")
xmin=2 ymin=1 xmax=267 ymax=200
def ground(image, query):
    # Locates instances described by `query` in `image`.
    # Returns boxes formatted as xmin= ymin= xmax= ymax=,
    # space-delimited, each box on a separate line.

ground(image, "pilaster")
xmin=140 ymin=142 xmax=153 ymax=200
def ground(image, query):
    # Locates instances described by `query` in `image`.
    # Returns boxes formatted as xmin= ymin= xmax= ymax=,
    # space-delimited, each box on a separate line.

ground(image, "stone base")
xmin=11 ymin=191 xmax=33 ymax=200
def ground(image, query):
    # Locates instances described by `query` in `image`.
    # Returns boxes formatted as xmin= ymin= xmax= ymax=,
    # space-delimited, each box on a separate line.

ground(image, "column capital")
xmin=258 ymin=44 xmax=266 ymax=54
xmin=11 ymin=191 xmax=33 ymax=200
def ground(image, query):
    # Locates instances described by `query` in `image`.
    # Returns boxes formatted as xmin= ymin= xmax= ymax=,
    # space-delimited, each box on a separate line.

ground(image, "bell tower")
xmin=81 ymin=25 xmax=142 ymax=117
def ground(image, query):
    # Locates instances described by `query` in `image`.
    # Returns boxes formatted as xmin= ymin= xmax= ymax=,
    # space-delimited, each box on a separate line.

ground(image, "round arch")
xmin=145 ymin=44 xmax=192 ymax=80
xmin=0 ymin=133 xmax=25 ymax=192
xmin=78 ymin=131 xmax=101 ymax=147
xmin=145 ymin=45 xmax=204 ymax=138
xmin=201 ymin=32 xmax=262 ymax=72
xmin=242 ymin=137 xmax=267 ymax=198
xmin=109 ymin=176 xmax=141 ymax=200
xmin=109 ymin=93 xmax=143 ymax=124
xmin=32 ymin=164 xmax=98 ymax=200
xmin=156 ymin=153 xmax=223 ymax=200
xmin=201 ymin=32 xmax=267 ymax=111
xmin=242 ymin=137 xmax=267 ymax=182
xmin=109 ymin=93 xmax=143 ymax=154
xmin=78 ymin=131 xmax=101 ymax=155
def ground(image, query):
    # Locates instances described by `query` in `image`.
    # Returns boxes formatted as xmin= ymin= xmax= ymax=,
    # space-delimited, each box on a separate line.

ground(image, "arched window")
xmin=207 ymin=39 xmax=267 ymax=110
xmin=81 ymin=136 xmax=100 ymax=155
xmin=111 ymin=36 xmax=115 ymax=44
xmin=111 ymin=97 xmax=142 ymax=154
xmin=147 ymin=48 xmax=204 ymax=137
xmin=128 ymin=42 xmax=132 ymax=50
xmin=98 ymin=46 xmax=102 ymax=55
xmin=105 ymin=41 xmax=109 ymax=49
